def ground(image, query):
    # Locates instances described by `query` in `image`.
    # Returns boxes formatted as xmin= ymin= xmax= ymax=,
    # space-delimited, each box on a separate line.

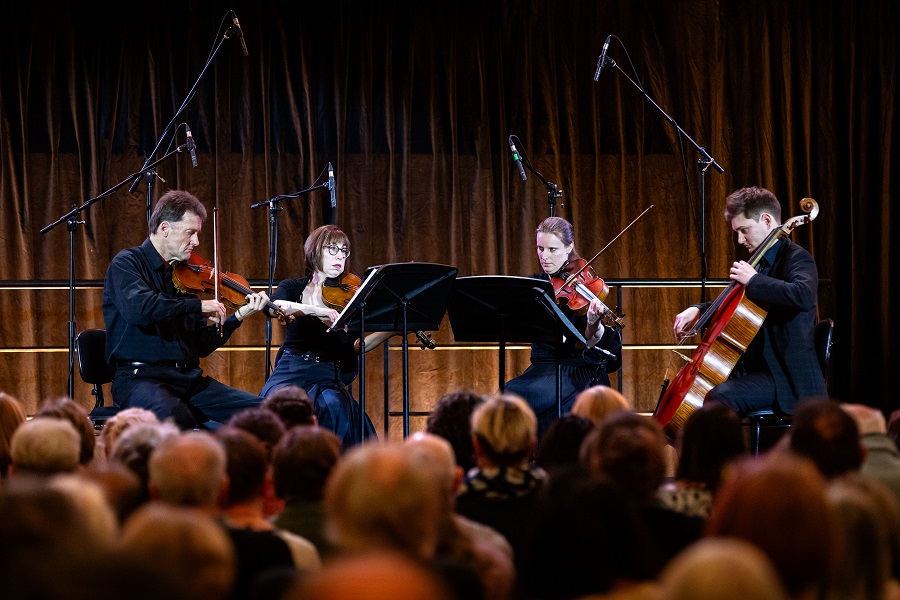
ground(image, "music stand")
xmin=331 ymin=262 xmax=458 ymax=440
xmin=447 ymin=276 xmax=586 ymax=417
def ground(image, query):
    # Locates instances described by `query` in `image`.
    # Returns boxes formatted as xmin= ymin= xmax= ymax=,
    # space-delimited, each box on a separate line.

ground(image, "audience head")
xmin=9 ymin=417 xmax=81 ymax=477
xmin=272 ymin=425 xmax=342 ymax=501
xmin=570 ymin=385 xmax=632 ymax=426
xmin=262 ymin=385 xmax=317 ymax=428
xmin=656 ymin=537 xmax=789 ymax=600
xmin=676 ymin=401 xmax=747 ymax=491
xmin=109 ymin=421 xmax=180 ymax=499
xmin=470 ymin=393 xmax=537 ymax=468
xmin=840 ymin=402 xmax=887 ymax=435
xmin=324 ymin=442 xmax=444 ymax=559
xmin=404 ymin=431 xmax=461 ymax=501
xmin=887 ymin=409 xmax=900 ymax=451
xmin=47 ymin=473 xmax=120 ymax=547
xmin=705 ymin=453 xmax=835 ymax=598
xmin=35 ymin=396 xmax=96 ymax=466
xmin=290 ymin=549 xmax=452 ymax=600
xmin=789 ymin=397 xmax=864 ymax=479
xmin=426 ymin=389 xmax=485 ymax=472
xmin=121 ymin=502 xmax=235 ymax=600
xmin=215 ymin=426 xmax=269 ymax=507
xmin=226 ymin=407 xmax=286 ymax=458
xmin=0 ymin=391 xmax=27 ymax=478
xmin=535 ymin=414 xmax=594 ymax=474
xmin=148 ymin=431 xmax=228 ymax=511
xmin=579 ymin=411 xmax=667 ymax=505
xmin=98 ymin=407 xmax=160 ymax=460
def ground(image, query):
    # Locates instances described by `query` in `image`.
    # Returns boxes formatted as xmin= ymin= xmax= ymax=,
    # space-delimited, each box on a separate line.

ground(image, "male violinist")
xmin=672 ymin=186 xmax=826 ymax=415
xmin=103 ymin=189 xmax=271 ymax=429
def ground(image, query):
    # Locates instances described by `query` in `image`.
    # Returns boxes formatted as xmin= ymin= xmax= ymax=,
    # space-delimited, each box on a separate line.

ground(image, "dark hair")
xmin=789 ymin=397 xmax=863 ymax=479
xmin=262 ymin=386 xmax=316 ymax=428
xmin=536 ymin=216 xmax=579 ymax=261
xmin=426 ymin=390 xmax=485 ymax=472
xmin=272 ymin=426 xmax=341 ymax=500
xmin=723 ymin=186 xmax=781 ymax=223
xmin=536 ymin=414 xmax=594 ymax=473
xmin=226 ymin=408 xmax=286 ymax=458
xmin=676 ymin=401 xmax=747 ymax=491
xmin=304 ymin=225 xmax=349 ymax=277
xmin=148 ymin=190 xmax=207 ymax=234
xmin=215 ymin=427 xmax=268 ymax=505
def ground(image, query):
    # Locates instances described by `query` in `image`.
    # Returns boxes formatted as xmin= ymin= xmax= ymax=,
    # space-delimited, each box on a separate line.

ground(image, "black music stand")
xmin=331 ymin=262 xmax=458 ymax=440
xmin=447 ymin=276 xmax=586 ymax=418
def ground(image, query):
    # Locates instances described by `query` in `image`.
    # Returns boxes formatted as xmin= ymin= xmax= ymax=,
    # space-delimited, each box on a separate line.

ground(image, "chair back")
xmin=814 ymin=318 xmax=834 ymax=374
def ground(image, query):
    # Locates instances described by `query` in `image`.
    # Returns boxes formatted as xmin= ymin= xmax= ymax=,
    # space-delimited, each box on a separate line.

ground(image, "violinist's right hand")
xmin=673 ymin=306 xmax=700 ymax=340
xmin=272 ymin=300 xmax=339 ymax=326
xmin=202 ymin=299 xmax=227 ymax=325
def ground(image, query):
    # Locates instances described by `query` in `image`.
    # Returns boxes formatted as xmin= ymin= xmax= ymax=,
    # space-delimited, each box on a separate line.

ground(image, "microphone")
xmin=508 ymin=138 xmax=527 ymax=181
xmin=328 ymin=163 xmax=336 ymax=208
xmin=185 ymin=125 xmax=198 ymax=168
xmin=232 ymin=13 xmax=249 ymax=56
xmin=593 ymin=35 xmax=612 ymax=82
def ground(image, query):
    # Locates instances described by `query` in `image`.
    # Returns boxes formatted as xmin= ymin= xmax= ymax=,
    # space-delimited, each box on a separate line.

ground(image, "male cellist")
xmin=672 ymin=186 xmax=826 ymax=415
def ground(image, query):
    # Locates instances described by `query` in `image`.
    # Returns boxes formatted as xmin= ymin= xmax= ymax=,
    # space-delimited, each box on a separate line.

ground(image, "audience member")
xmin=109 ymin=420 xmax=180 ymax=502
xmin=121 ymin=502 xmax=236 ymax=600
xmin=655 ymin=537 xmax=789 ymax=600
xmin=570 ymin=384 xmax=631 ymax=427
xmin=580 ymin=411 xmax=703 ymax=572
xmin=0 ymin=391 xmax=27 ymax=479
xmin=534 ymin=414 xmax=594 ymax=474
xmin=35 ymin=396 xmax=97 ymax=467
xmin=262 ymin=384 xmax=317 ymax=429
xmin=47 ymin=473 xmax=120 ymax=547
xmin=405 ymin=431 xmax=515 ymax=600
xmin=8 ymin=418 xmax=81 ymax=478
xmin=658 ymin=401 xmax=747 ymax=518
xmin=789 ymin=397 xmax=864 ymax=479
xmin=705 ymin=452 xmax=835 ymax=599
xmin=426 ymin=389 xmax=485 ymax=472
xmin=272 ymin=425 xmax=342 ymax=556
xmin=226 ymin=406 xmax=287 ymax=458
xmin=97 ymin=406 xmax=160 ymax=461
xmin=216 ymin=426 xmax=321 ymax=575
xmin=455 ymin=393 xmax=546 ymax=561
xmin=841 ymin=402 xmax=900 ymax=506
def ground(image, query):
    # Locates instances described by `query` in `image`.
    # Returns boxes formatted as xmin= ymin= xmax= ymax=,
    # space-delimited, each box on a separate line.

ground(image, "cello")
xmin=652 ymin=198 xmax=819 ymax=440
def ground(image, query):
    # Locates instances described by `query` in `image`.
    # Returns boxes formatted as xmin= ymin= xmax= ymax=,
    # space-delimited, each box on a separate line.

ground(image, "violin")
xmin=322 ymin=271 xmax=436 ymax=350
xmin=551 ymin=258 xmax=625 ymax=329
xmin=172 ymin=252 xmax=294 ymax=325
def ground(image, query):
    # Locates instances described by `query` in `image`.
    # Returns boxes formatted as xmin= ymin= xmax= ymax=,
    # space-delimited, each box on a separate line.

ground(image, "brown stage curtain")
xmin=0 ymin=1 xmax=896 ymax=428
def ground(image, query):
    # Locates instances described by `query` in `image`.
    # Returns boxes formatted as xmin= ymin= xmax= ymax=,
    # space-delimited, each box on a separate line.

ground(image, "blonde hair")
xmin=570 ymin=385 xmax=632 ymax=426
xmin=471 ymin=393 xmax=537 ymax=466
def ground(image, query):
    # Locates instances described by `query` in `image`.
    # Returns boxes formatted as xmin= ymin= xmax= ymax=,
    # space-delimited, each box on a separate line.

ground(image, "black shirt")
xmin=102 ymin=238 xmax=242 ymax=365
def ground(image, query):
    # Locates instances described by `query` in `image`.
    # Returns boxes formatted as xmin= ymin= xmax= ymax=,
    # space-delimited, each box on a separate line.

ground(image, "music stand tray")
xmin=331 ymin=262 xmax=458 ymax=440
xmin=447 ymin=275 xmax=586 ymax=410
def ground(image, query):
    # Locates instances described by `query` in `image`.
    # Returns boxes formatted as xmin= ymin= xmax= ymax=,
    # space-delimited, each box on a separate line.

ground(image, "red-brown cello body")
xmin=653 ymin=199 xmax=819 ymax=440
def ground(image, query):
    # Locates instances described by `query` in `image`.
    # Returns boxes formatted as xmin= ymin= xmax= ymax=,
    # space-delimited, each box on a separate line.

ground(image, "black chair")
xmin=743 ymin=318 xmax=835 ymax=454
xmin=75 ymin=328 xmax=120 ymax=429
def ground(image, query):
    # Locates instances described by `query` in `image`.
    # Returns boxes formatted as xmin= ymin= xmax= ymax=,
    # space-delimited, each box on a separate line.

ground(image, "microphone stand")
xmin=40 ymin=146 xmax=193 ymax=398
xmin=600 ymin=56 xmax=724 ymax=302
xmin=251 ymin=179 xmax=331 ymax=379
xmin=514 ymin=139 xmax=564 ymax=218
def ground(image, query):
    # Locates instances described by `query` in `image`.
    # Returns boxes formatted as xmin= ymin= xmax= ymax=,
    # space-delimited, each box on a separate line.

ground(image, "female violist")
xmin=262 ymin=224 xmax=393 ymax=448
xmin=505 ymin=216 xmax=623 ymax=440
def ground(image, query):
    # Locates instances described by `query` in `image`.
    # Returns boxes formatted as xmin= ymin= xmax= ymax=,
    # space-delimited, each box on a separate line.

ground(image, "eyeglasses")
xmin=325 ymin=244 xmax=350 ymax=258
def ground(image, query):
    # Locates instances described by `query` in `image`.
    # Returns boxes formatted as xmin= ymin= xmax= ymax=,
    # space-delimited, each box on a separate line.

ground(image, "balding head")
xmin=404 ymin=432 xmax=461 ymax=498
xmin=148 ymin=431 xmax=227 ymax=511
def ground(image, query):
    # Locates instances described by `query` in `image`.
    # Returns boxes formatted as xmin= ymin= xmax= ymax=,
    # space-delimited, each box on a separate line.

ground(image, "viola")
xmin=172 ymin=252 xmax=294 ymax=325
xmin=322 ymin=272 xmax=362 ymax=312
xmin=551 ymin=258 xmax=626 ymax=329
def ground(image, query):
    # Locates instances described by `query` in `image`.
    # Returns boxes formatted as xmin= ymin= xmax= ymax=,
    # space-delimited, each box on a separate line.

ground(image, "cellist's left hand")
xmin=729 ymin=261 xmax=758 ymax=285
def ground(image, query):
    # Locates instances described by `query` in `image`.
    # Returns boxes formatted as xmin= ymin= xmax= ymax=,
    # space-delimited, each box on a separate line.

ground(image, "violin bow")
xmin=564 ymin=204 xmax=654 ymax=287
xmin=212 ymin=203 xmax=223 ymax=336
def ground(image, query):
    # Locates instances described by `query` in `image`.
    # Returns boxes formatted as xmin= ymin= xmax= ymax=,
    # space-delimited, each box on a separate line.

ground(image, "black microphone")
xmin=508 ymin=138 xmax=527 ymax=181
xmin=185 ymin=125 xmax=198 ymax=168
xmin=593 ymin=35 xmax=612 ymax=82
xmin=232 ymin=13 xmax=249 ymax=57
xmin=328 ymin=163 xmax=336 ymax=208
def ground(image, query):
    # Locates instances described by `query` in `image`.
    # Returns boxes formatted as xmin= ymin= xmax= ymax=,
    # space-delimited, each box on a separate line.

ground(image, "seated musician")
xmin=672 ymin=186 xmax=826 ymax=414
xmin=504 ymin=216 xmax=622 ymax=440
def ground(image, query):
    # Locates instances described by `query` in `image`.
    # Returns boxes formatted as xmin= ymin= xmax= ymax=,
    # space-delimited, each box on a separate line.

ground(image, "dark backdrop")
xmin=1 ymin=0 xmax=896 ymax=430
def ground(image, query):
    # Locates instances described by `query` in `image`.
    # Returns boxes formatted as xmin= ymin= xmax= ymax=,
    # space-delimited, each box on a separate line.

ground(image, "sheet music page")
xmin=329 ymin=266 xmax=381 ymax=332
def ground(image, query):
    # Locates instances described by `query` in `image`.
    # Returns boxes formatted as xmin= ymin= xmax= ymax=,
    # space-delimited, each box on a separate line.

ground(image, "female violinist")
xmin=260 ymin=224 xmax=394 ymax=448
xmin=504 ymin=216 xmax=623 ymax=440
